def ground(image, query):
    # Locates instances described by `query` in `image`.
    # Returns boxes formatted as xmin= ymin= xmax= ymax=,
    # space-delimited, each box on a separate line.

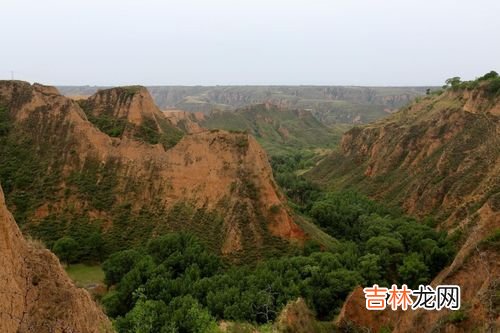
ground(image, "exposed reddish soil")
xmin=0 ymin=81 xmax=305 ymax=256
xmin=0 ymin=185 xmax=112 ymax=333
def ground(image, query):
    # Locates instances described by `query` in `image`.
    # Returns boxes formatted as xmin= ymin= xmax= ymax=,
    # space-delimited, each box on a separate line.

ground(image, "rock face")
xmin=83 ymin=86 xmax=161 ymax=126
xmin=274 ymin=298 xmax=327 ymax=333
xmin=0 ymin=81 xmax=305 ymax=259
xmin=311 ymin=89 xmax=499 ymax=224
xmin=336 ymin=286 xmax=399 ymax=332
xmin=0 ymin=184 xmax=113 ymax=333
xmin=162 ymin=109 xmax=205 ymax=134
xmin=311 ymin=87 xmax=500 ymax=332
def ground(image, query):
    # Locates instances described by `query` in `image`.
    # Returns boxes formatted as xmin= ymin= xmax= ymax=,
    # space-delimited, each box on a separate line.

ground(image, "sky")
xmin=1 ymin=0 xmax=499 ymax=86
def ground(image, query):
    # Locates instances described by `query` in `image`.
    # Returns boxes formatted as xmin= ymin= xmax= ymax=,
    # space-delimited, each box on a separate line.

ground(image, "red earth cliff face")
xmin=0 ymin=81 xmax=305 ymax=257
xmin=0 ymin=184 xmax=113 ymax=333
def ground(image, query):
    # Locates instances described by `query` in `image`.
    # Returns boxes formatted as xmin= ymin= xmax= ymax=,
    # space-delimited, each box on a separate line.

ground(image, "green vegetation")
xmin=102 ymin=233 xmax=361 ymax=332
xmin=30 ymin=215 xmax=105 ymax=262
xmin=102 ymin=187 xmax=455 ymax=331
xmin=88 ymin=113 xmax=128 ymax=137
xmin=268 ymin=146 xmax=454 ymax=290
xmin=68 ymin=157 xmax=119 ymax=211
xmin=53 ymin=236 xmax=79 ymax=264
xmin=221 ymin=322 xmax=273 ymax=333
xmin=201 ymin=104 xmax=346 ymax=157
xmin=308 ymin=191 xmax=454 ymax=287
xmin=271 ymin=151 xmax=322 ymax=211
xmin=269 ymin=145 xmax=454 ymax=289
xmin=78 ymin=95 xmax=184 ymax=149
xmin=445 ymin=305 xmax=470 ymax=324
xmin=133 ymin=116 xmax=184 ymax=149
xmin=0 ymin=105 xmax=10 ymax=136
xmin=66 ymin=264 xmax=105 ymax=287
xmin=478 ymin=228 xmax=500 ymax=252
xmin=122 ymin=86 xmax=143 ymax=97
xmin=444 ymin=70 xmax=500 ymax=97
xmin=77 ymin=99 xmax=128 ymax=137
xmin=0 ymin=106 xmax=63 ymax=225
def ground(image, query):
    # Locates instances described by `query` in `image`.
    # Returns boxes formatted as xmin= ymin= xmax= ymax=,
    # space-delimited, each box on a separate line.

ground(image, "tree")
xmin=167 ymin=296 xmax=220 ymax=333
xmin=0 ymin=107 xmax=11 ymax=136
xmin=478 ymin=70 xmax=498 ymax=81
xmin=115 ymin=299 xmax=170 ymax=333
xmin=52 ymin=236 xmax=78 ymax=264
xmin=252 ymin=285 xmax=279 ymax=323
xmin=303 ymin=240 xmax=322 ymax=256
xmin=85 ymin=231 xmax=104 ymax=261
xmin=398 ymin=253 xmax=429 ymax=288
xmin=102 ymin=249 xmax=142 ymax=286
xmin=307 ymin=269 xmax=361 ymax=319
xmin=358 ymin=253 xmax=384 ymax=285
xmin=445 ymin=77 xmax=461 ymax=89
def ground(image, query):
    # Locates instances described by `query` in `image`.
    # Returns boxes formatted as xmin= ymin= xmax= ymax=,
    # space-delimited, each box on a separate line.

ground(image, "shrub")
xmin=52 ymin=237 xmax=79 ymax=264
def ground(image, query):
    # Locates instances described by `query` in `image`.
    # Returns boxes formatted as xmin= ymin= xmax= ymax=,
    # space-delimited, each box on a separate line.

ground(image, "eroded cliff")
xmin=310 ymin=84 xmax=500 ymax=332
xmin=0 ymin=81 xmax=304 ymax=261
xmin=0 ymin=184 xmax=112 ymax=333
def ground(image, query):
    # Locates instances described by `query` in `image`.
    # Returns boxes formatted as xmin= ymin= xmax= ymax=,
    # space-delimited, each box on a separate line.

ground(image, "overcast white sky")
xmin=1 ymin=0 xmax=499 ymax=86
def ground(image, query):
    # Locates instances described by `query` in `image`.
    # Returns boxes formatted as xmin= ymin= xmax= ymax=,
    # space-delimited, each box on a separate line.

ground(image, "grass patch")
xmin=293 ymin=214 xmax=339 ymax=251
xmin=66 ymin=263 xmax=105 ymax=287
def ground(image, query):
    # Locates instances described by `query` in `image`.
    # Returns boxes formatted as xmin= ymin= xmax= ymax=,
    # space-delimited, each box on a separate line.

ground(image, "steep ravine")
xmin=312 ymin=86 xmax=500 ymax=332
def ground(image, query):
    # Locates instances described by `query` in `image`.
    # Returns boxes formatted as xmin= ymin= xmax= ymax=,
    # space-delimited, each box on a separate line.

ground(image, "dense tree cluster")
xmin=102 ymin=195 xmax=454 ymax=332
xmin=102 ymin=233 xmax=362 ymax=332
xmin=270 ymin=152 xmax=321 ymax=210
xmin=310 ymin=191 xmax=454 ymax=286
xmin=271 ymin=150 xmax=455 ymax=290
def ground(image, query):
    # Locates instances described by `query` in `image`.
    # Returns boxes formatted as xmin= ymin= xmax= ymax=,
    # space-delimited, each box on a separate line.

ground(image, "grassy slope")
xmin=66 ymin=264 xmax=104 ymax=287
xmin=293 ymin=215 xmax=338 ymax=251
xmin=308 ymin=84 xmax=500 ymax=222
xmin=201 ymin=104 xmax=350 ymax=156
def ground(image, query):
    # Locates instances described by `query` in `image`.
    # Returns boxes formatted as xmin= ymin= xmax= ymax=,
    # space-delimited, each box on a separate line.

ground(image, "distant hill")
xmin=58 ymin=85 xmax=429 ymax=125
xmin=199 ymin=103 xmax=349 ymax=156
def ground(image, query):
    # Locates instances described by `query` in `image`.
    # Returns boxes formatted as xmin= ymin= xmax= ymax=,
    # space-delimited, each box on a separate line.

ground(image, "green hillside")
xmin=201 ymin=104 xmax=349 ymax=156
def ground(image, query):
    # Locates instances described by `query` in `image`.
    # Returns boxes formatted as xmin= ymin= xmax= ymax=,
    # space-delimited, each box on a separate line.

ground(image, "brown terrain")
xmin=0 ymin=184 xmax=112 ymax=333
xmin=0 ymin=81 xmax=306 ymax=261
xmin=162 ymin=109 xmax=205 ymax=134
xmin=274 ymin=298 xmax=327 ymax=333
xmin=310 ymin=87 xmax=500 ymax=332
